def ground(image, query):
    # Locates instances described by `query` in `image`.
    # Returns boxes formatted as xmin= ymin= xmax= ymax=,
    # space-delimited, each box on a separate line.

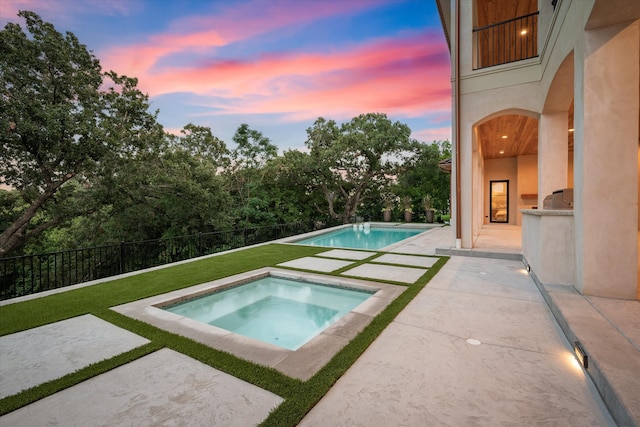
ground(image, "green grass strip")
xmin=0 ymin=342 xmax=161 ymax=416
xmin=259 ymin=256 xmax=449 ymax=426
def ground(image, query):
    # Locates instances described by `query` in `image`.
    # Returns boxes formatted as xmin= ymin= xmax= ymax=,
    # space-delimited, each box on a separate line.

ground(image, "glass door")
xmin=490 ymin=180 xmax=509 ymax=223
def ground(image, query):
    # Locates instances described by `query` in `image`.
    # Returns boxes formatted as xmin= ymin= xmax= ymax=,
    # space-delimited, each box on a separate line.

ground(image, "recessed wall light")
xmin=568 ymin=128 xmax=574 ymax=132
xmin=501 ymin=135 xmax=508 ymax=139
xmin=574 ymin=341 xmax=588 ymax=369
xmin=520 ymin=29 xmax=528 ymax=35
xmin=499 ymin=150 xmax=505 ymax=154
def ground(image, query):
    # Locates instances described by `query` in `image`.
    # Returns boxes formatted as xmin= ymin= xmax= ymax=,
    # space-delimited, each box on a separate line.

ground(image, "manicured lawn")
xmin=0 ymin=243 xmax=448 ymax=425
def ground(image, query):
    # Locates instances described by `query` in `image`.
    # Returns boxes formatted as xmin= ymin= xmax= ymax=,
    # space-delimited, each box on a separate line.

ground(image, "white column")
xmin=460 ymin=114 xmax=474 ymax=248
xmin=576 ymin=21 xmax=639 ymax=299
xmin=538 ymin=112 xmax=569 ymax=207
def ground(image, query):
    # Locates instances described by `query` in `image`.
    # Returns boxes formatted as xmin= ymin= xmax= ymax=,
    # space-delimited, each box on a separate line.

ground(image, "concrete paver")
xmin=316 ymin=249 xmax=376 ymax=260
xmin=277 ymin=256 xmax=353 ymax=272
xmin=342 ymin=263 xmax=427 ymax=284
xmin=1 ymin=349 xmax=282 ymax=427
xmin=0 ymin=314 xmax=149 ymax=399
xmin=373 ymin=253 xmax=439 ymax=268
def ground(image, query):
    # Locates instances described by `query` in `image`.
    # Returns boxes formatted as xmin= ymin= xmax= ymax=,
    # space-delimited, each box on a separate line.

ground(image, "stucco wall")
xmin=517 ymin=155 xmax=538 ymax=224
xmin=575 ymin=19 xmax=639 ymax=299
xmin=522 ymin=210 xmax=576 ymax=285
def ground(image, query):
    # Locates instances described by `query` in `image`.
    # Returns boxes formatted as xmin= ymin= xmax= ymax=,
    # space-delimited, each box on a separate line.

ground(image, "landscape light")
xmin=574 ymin=341 xmax=588 ymax=369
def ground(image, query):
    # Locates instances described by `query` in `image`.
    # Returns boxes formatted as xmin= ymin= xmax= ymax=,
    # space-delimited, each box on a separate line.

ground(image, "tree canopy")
xmin=305 ymin=113 xmax=413 ymax=221
xmin=397 ymin=140 xmax=452 ymax=215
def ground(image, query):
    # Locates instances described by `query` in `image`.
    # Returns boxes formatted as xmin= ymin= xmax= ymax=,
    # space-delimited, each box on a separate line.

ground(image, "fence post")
xmin=119 ymin=242 xmax=125 ymax=274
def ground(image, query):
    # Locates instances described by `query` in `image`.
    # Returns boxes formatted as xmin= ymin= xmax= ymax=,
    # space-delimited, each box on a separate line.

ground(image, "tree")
xmin=397 ymin=140 xmax=451 ymax=216
xmin=230 ymin=123 xmax=277 ymax=169
xmin=226 ymin=124 xmax=278 ymax=226
xmin=0 ymin=11 xmax=161 ymax=255
xmin=305 ymin=113 xmax=413 ymax=222
xmin=49 ymin=124 xmax=233 ymax=246
xmin=177 ymin=123 xmax=229 ymax=166
xmin=257 ymin=149 xmax=325 ymax=224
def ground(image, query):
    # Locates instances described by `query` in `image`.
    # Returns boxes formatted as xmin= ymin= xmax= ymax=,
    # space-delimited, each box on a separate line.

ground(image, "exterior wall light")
xmin=574 ymin=341 xmax=588 ymax=369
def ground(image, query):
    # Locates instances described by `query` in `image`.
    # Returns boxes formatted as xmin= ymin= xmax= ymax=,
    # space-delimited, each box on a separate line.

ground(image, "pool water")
xmin=163 ymin=276 xmax=373 ymax=350
xmin=295 ymin=226 xmax=424 ymax=250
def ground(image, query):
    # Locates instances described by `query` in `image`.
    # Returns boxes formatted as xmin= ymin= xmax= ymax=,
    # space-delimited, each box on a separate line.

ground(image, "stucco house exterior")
xmin=436 ymin=0 xmax=640 ymax=301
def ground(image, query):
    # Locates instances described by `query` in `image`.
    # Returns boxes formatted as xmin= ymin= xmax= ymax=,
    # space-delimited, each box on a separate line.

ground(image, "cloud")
xmin=102 ymin=29 xmax=227 ymax=78
xmin=4 ymin=0 xmax=450 ymax=147
xmin=168 ymin=0 xmax=382 ymax=40
xmin=413 ymin=126 xmax=452 ymax=143
xmin=1 ymin=0 xmax=139 ymax=21
xmin=103 ymin=28 xmax=450 ymax=123
xmin=100 ymin=0 xmax=384 ymax=78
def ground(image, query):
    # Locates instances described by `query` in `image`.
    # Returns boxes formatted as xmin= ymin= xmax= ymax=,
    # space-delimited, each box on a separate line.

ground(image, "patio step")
xmin=435 ymin=247 xmax=523 ymax=261
xmin=532 ymin=277 xmax=640 ymax=427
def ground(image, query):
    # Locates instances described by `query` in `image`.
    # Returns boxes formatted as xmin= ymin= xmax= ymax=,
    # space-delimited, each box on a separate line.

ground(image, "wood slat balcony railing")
xmin=473 ymin=11 xmax=539 ymax=70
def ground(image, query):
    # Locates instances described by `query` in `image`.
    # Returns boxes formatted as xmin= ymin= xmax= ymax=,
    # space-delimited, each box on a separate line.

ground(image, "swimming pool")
xmin=163 ymin=275 xmax=374 ymax=350
xmin=295 ymin=225 xmax=425 ymax=250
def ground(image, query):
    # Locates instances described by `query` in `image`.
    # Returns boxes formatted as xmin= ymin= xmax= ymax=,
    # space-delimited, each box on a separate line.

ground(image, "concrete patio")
xmin=1 ymin=225 xmax=637 ymax=426
xmin=299 ymin=255 xmax=614 ymax=426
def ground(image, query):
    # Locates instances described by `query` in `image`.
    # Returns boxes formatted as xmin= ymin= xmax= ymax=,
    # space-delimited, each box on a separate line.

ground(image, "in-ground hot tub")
xmin=162 ymin=274 xmax=375 ymax=351
xmin=112 ymin=268 xmax=405 ymax=380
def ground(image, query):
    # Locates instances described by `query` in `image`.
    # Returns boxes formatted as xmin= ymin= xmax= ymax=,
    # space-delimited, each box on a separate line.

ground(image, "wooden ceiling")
xmin=478 ymin=105 xmax=574 ymax=160
xmin=475 ymin=0 xmax=538 ymax=27
xmin=477 ymin=115 xmax=538 ymax=159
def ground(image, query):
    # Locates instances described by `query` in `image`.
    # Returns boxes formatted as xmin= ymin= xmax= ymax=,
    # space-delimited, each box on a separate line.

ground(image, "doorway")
xmin=490 ymin=180 xmax=509 ymax=223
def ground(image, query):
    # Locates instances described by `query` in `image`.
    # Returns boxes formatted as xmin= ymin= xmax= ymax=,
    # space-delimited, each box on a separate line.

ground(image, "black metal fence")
xmin=473 ymin=12 xmax=539 ymax=70
xmin=0 ymin=220 xmax=340 ymax=301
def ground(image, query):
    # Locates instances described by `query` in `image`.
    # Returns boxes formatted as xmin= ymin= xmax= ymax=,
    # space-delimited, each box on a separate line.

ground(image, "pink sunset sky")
xmin=1 ymin=0 xmax=451 ymax=151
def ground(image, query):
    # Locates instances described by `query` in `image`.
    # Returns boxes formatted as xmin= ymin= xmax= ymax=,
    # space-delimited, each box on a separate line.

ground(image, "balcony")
xmin=473 ymin=12 xmax=539 ymax=70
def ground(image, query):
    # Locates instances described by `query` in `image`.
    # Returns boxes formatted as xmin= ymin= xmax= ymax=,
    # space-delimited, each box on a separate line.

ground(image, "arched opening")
xmin=540 ymin=52 xmax=574 ymax=207
xmin=475 ymin=112 xmax=539 ymax=227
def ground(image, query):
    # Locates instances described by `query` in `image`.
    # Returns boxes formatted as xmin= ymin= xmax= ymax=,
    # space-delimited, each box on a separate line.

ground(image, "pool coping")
xmin=111 ymin=267 xmax=406 ymax=381
xmin=278 ymin=222 xmax=440 ymax=252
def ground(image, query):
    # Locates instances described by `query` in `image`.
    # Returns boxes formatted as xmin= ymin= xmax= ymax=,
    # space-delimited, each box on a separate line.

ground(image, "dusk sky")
xmin=1 ymin=0 xmax=451 ymax=152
